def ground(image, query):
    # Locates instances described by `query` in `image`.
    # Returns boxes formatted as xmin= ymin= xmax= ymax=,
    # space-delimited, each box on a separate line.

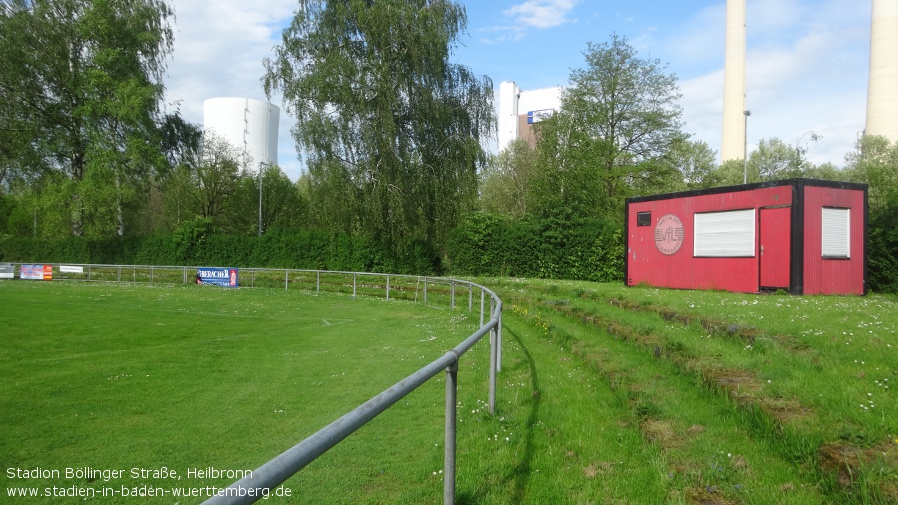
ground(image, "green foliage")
xmin=445 ymin=212 xmax=509 ymax=276
xmin=171 ymin=215 xmax=216 ymax=265
xmin=189 ymin=132 xmax=243 ymax=223
xmin=0 ymin=228 xmax=441 ymax=274
xmin=0 ymin=0 xmax=182 ymax=236
xmin=532 ymin=34 xmax=686 ymax=217
xmin=842 ymin=135 xmax=898 ymax=293
xmin=447 ymin=211 xmax=624 ymax=282
xmin=868 ymin=196 xmax=898 ymax=293
xmin=748 ymin=137 xmax=811 ymax=181
xmin=480 ymin=139 xmax=538 ymax=218
xmin=666 ymin=139 xmax=722 ymax=190
xmin=222 ymin=165 xmax=309 ymax=235
xmin=263 ymin=0 xmax=494 ymax=257
xmin=846 ymin=135 xmax=898 ymax=213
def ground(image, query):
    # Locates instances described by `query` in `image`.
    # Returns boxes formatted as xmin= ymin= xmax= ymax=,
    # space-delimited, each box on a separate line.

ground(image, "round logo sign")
xmin=654 ymin=214 xmax=684 ymax=255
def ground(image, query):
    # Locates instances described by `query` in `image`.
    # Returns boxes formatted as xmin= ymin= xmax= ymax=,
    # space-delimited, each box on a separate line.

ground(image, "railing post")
xmin=150 ymin=266 xmax=154 ymax=284
xmin=468 ymin=286 xmax=473 ymax=313
xmin=316 ymin=271 xmax=320 ymax=293
xmin=450 ymin=281 xmax=455 ymax=310
xmin=497 ymin=311 xmax=503 ymax=373
xmin=353 ymin=273 xmax=357 ymax=298
xmin=480 ymin=289 xmax=485 ymax=327
xmin=285 ymin=270 xmax=289 ymax=290
xmin=444 ymin=356 xmax=459 ymax=505
xmin=424 ymin=278 xmax=428 ymax=304
xmin=489 ymin=323 xmax=497 ymax=416
xmin=119 ymin=266 xmax=122 ymax=283
xmin=386 ymin=275 xmax=390 ymax=301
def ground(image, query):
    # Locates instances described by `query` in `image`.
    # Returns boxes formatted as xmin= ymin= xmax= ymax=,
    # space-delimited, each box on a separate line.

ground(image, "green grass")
xmin=0 ymin=281 xmax=478 ymax=503
xmin=473 ymin=278 xmax=898 ymax=504
xmin=2 ymin=278 xmax=898 ymax=504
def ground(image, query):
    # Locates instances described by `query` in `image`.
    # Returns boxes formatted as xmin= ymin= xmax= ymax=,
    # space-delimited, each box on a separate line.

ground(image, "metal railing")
xmin=5 ymin=263 xmax=502 ymax=504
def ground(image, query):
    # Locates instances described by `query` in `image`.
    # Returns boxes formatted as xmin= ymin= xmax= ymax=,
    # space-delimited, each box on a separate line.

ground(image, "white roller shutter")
xmin=694 ymin=209 xmax=756 ymax=257
xmin=822 ymin=207 xmax=850 ymax=258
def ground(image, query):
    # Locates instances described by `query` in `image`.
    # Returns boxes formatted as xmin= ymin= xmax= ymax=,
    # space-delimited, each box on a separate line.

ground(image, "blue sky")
xmin=165 ymin=0 xmax=873 ymax=181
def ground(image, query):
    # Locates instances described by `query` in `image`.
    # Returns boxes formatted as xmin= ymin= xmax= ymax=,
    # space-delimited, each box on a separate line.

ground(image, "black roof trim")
xmin=625 ymin=178 xmax=868 ymax=204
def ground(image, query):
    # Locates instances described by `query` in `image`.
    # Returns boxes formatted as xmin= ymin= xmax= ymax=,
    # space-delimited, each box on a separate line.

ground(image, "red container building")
xmin=625 ymin=179 xmax=867 ymax=295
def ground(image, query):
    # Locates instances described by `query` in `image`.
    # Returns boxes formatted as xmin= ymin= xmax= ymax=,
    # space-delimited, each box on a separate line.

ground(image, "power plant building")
xmin=202 ymin=97 xmax=280 ymax=172
xmin=498 ymin=81 xmax=562 ymax=152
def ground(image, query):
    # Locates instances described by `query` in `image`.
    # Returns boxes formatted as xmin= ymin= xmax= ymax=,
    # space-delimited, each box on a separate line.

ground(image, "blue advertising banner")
xmin=196 ymin=267 xmax=238 ymax=288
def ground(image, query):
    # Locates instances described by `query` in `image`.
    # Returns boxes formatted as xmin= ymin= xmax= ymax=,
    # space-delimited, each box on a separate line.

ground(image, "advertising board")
xmin=196 ymin=267 xmax=238 ymax=288
xmin=20 ymin=264 xmax=53 ymax=280
xmin=527 ymin=108 xmax=555 ymax=124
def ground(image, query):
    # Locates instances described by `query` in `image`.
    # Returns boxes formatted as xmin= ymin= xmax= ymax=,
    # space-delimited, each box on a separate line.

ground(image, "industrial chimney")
xmin=865 ymin=0 xmax=898 ymax=142
xmin=721 ymin=0 xmax=747 ymax=163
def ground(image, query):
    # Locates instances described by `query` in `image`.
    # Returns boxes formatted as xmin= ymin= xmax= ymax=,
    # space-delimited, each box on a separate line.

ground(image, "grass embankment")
xmin=464 ymin=279 xmax=897 ymax=504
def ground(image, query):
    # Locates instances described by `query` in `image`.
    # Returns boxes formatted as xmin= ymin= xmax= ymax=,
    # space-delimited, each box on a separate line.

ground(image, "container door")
xmin=759 ymin=206 xmax=791 ymax=289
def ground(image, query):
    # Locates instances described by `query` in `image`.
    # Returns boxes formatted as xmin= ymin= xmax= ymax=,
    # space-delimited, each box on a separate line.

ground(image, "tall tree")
xmin=263 ymin=0 xmax=495 ymax=256
xmin=747 ymin=137 xmax=809 ymax=182
xmin=185 ymin=132 xmax=243 ymax=225
xmin=225 ymin=165 xmax=308 ymax=235
xmin=480 ymin=138 xmax=537 ymax=218
xmin=533 ymin=34 xmax=686 ymax=218
xmin=0 ymin=0 xmax=178 ymax=237
xmin=844 ymin=135 xmax=898 ymax=292
xmin=844 ymin=134 xmax=898 ymax=212
xmin=666 ymin=139 xmax=720 ymax=190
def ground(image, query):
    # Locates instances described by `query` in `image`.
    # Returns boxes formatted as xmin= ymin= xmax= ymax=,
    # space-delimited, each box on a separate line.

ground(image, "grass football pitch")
xmin=0 ymin=280 xmax=483 ymax=503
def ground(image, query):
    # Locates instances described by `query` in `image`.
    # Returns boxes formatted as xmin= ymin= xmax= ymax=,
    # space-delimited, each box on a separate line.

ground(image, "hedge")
xmin=445 ymin=211 xmax=625 ymax=282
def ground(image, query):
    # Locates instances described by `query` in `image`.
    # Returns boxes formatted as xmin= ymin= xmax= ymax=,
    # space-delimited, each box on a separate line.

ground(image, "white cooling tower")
xmin=203 ymin=97 xmax=280 ymax=171
xmin=721 ymin=0 xmax=747 ymax=163
xmin=865 ymin=0 xmax=898 ymax=142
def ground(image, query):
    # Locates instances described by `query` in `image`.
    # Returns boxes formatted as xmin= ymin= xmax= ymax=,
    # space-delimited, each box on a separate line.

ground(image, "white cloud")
xmin=476 ymin=25 xmax=528 ymax=44
xmin=680 ymin=69 xmax=724 ymax=137
xmin=668 ymin=0 xmax=871 ymax=167
xmin=503 ymin=0 xmax=580 ymax=29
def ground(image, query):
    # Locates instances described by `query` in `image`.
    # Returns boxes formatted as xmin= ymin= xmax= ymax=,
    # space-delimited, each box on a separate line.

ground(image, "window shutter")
xmin=694 ymin=209 xmax=755 ymax=257
xmin=821 ymin=207 xmax=850 ymax=258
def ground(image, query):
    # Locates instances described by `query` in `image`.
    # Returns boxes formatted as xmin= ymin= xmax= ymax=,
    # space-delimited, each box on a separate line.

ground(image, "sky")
xmin=163 ymin=0 xmax=874 ymax=181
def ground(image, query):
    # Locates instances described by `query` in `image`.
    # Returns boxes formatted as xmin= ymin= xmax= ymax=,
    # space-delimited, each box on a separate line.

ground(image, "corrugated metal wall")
xmin=802 ymin=186 xmax=866 ymax=295
xmin=626 ymin=185 xmax=793 ymax=293
xmin=626 ymin=181 xmax=867 ymax=295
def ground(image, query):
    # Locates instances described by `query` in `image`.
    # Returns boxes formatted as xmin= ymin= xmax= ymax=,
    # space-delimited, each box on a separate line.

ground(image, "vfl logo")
xmin=654 ymin=214 xmax=684 ymax=255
